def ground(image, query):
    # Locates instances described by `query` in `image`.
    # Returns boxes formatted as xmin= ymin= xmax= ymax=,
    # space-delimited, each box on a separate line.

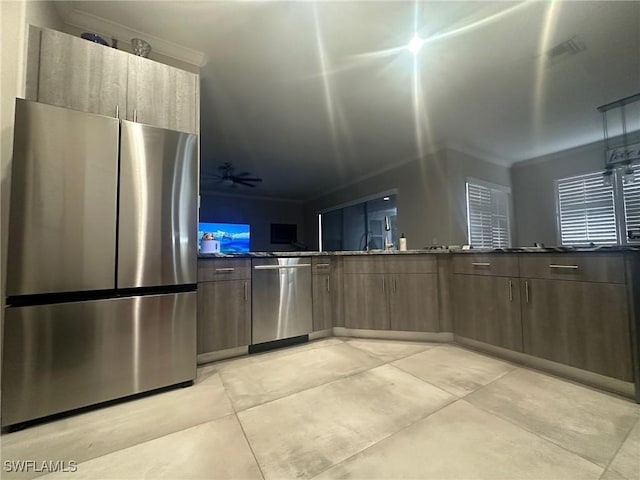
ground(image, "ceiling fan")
xmin=204 ymin=162 xmax=263 ymax=188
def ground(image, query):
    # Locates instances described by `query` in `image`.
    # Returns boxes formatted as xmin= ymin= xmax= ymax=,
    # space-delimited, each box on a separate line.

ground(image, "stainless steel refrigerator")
xmin=2 ymin=99 xmax=198 ymax=427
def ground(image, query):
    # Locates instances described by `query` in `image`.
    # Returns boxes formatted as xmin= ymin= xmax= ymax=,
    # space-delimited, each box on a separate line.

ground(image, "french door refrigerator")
xmin=2 ymin=99 xmax=198 ymax=427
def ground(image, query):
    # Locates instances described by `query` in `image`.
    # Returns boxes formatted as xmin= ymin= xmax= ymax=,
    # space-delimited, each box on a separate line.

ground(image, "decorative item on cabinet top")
xmin=131 ymin=38 xmax=152 ymax=58
xmin=80 ymin=32 xmax=108 ymax=46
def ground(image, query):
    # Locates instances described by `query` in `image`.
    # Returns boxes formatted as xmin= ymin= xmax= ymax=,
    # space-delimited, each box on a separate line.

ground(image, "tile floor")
xmin=1 ymin=337 xmax=638 ymax=480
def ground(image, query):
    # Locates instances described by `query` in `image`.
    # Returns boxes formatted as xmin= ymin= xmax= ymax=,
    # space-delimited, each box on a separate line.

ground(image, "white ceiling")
xmin=58 ymin=1 xmax=640 ymax=200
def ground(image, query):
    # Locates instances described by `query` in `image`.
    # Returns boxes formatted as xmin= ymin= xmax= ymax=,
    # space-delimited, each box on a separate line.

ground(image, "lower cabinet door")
xmin=197 ymin=280 xmax=251 ymax=353
xmin=521 ymin=278 xmax=632 ymax=381
xmin=312 ymin=274 xmax=332 ymax=331
xmin=343 ymin=274 xmax=389 ymax=330
xmin=389 ymin=274 xmax=439 ymax=332
xmin=452 ymin=274 xmax=523 ymax=351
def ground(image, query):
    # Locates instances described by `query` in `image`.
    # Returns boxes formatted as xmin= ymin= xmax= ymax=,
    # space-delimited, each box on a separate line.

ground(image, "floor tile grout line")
xmin=307 ymin=396 xmax=462 ymax=480
xmin=210 ymin=337 xmax=347 ymax=373
xmin=466 ymin=396 xmax=619 ymax=473
xmin=225 ymin=344 xmax=389 ymax=414
xmin=30 ymin=412 xmax=242 ymax=479
xmin=234 ymin=413 xmax=267 ymax=480
xmin=385 ymin=362 xmax=468 ymax=399
xmin=598 ymin=414 xmax=640 ymax=480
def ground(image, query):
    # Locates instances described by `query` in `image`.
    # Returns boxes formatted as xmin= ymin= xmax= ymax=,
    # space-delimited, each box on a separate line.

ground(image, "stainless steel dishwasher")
xmin=252 ymin=258 xmax=312 ymax=344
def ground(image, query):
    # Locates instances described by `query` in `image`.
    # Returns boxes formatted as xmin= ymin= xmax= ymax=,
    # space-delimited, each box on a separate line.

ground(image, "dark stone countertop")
xmin=198 ymin=246 xmax=640 ymax=259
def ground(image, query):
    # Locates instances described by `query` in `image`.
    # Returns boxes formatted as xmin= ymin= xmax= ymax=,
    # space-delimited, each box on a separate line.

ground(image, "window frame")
xmin=465 ymin=177 xmax=512 ymax=249
xmin=554 ymin=165 xmax=640 ymax=246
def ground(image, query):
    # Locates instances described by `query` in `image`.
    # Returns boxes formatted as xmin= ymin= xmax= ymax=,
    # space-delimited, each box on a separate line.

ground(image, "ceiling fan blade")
xmin=232 ymin=177 xmax=262 ymax=183
xmin=234 ymin=180 xmax=258 ymax=187
xmin=234 ymin=172 xmax=251 ymax=177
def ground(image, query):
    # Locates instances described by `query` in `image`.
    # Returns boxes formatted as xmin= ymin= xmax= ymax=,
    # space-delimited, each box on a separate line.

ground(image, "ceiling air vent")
xmin=546 ymin=36 xmax=586 ymax=63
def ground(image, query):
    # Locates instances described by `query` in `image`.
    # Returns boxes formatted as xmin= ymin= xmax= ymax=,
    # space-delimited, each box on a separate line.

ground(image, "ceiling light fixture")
xmin=383 ymin=196 xmax=390 ymax=201
xmin=407 ymin=35 xmax=424 ymax=54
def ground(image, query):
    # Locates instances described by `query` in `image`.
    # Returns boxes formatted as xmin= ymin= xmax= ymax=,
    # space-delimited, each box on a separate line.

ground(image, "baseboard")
xmin=309 ymin=329 xmax=332 ymax=340
xmin=197 ymin=346 xmax=248 ymax=365
xmin=333 ymin=327 xmax=454 ymax=343
xmin=454 ymin=336 xmax=635 ymax=399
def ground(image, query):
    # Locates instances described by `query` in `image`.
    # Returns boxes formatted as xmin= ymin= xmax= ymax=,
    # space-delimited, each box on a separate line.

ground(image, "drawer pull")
xmin=471 ymin=262 xmax=491 ymax=267
xmin=549 ymin=264 xmax=579 ymax=270
xmin=215 ymin=268 xmax=235 ymax=273
xmin=316 ymin=263 xmax=330 ymax=268
xmin=508 ymin=280 xmax=513 ymax=302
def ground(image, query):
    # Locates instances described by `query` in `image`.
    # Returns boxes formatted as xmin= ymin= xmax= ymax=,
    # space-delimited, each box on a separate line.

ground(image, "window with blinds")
xmin=622 ymin=165 xmax=640 ymax=242
xmin=466 ymin=181 xmax=511 ymax=248
xmin=556 ymin=171 xmax=618 ymax=245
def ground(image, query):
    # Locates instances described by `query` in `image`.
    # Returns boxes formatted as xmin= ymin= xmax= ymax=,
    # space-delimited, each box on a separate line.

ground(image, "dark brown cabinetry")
xmin=343 ymin=256 xmax=439 ymax=331
xmin=452 ymin=255 xmax=522 ymax=351
xmin=312 ymin=257 xmax=334 ymax=331
xmin=197 ymin=259 xmax=251 ymax=353
xmin=520 ymin=254 xmax=633 ymax=381
xmin=27 ymin=27 xmax=199 ymax=135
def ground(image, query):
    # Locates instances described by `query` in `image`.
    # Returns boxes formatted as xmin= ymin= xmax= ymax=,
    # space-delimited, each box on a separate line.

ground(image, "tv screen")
xmin=198 ymin=222 xmax=250 ymax=253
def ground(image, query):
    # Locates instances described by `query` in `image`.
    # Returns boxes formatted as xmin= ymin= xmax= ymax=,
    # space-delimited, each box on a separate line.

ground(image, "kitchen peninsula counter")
xmin=196 ymin=248 xmax=640 ymax=403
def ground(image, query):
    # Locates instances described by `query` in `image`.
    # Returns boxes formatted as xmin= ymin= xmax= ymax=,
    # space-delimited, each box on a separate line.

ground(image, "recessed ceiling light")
xmin=383 ymin=196 xmax=390 ymax=201
xmin=407 ymin=35 xmax=424 ymax=54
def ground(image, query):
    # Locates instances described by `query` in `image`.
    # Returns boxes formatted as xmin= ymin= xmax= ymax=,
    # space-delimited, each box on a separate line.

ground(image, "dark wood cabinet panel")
xmin=522 ymin=278 xmax=632 ymax=381
xmin=453 ymin=275 xmax=523 ymax=351
xmin=343 ymin=274 xmax=389 ymax=330
xmin=389 ymin=274 xmax=439 ymax=332
xmin=37 ymin=28 xmax=128 ymax=118
xmin=198 ymin=259 xmax=251 ymax=282
xmin=197 ymin=280 xmax=251 ymax=353
xmin=452 ymin=254 xmax=519 ymax=277
xmin=312 ymin=274 xmax=332 ymax=331
xmin=518 ymin=254 xmax=625 ymax=284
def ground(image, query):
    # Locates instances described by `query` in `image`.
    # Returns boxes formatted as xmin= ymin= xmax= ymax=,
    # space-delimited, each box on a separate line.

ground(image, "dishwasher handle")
xmin=254 ymin=264 xmax=311 ymax=270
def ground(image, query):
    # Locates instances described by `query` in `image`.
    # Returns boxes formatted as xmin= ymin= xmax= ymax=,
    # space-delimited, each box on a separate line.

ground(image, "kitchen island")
xmin=197 ymin=248 xmax=640 ymax=403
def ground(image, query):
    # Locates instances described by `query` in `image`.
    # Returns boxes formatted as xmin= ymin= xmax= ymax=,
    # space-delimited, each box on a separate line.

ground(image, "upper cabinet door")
xmin=38 ymin=29 xmax=128 ymax=118
xmin=127 ymin=55 xmax=198 ymax=134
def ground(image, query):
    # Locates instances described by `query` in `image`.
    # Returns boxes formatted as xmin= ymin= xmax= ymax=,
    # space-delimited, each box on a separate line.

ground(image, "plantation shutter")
xmin=466 ymin=182 xmax=510 ymax=248
xmin=557 ymin=172 xmax=618 ymax=245
xmin=622 ymin=164 xmax=640 ymax=242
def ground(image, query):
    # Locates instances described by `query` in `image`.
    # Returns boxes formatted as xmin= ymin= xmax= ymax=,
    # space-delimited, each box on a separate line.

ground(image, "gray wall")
xmin=511 ymin=141 xmax=604 ymax=246
xmin=304 ymin=148 xmax=512 ymax=250
xmin=200 ymin=193 xmax=305 ymax=252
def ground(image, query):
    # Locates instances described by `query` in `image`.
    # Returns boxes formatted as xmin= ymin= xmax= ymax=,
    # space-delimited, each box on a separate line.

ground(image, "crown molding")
xmin=55 ymin=3 xmax=207 ymax=67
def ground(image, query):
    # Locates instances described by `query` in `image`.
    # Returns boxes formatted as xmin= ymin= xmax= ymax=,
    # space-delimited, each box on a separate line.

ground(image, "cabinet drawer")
xmin=198 ymin=259 xmax=251 ymax=282
xmin=343 ymin=255 xmax=436 ymax=274
xmin=312 ymin=257 xmax=333 ymax=275
xmin=343 ymin=256 xmax=386 ymax=274
xmin=518 ymin=254 xmax=625 ymax=284
xmin=384 ymin=255 xmax=437 ymax=273
xmin=452 ymin=255 xmax=519 ymax=277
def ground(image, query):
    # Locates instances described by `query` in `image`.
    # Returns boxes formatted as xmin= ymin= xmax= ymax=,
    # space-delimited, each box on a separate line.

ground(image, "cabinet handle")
xmin=549 ymin=264 xmax=579 ymax=270
xmin=133 ymin=109 xmax=138 ymax=122
xmin=393 ymin=277 xmax=397 ymax=293
xmin=508 ymin=280 xmax=513 ymax=302
xmin=382 ymin=277 xmax=385 ymax=292
xmin=471 ymin=262 xmax=491 ymax=267
xmin=525 ymin=281 xmax=529 ymax=304
xmin=215 ymin=268 xmax=235 ymax=273
xmin=115 ymin=105 xmax=120 ymax=119
xmin=244 ymin=281 xmax=248 ymax=302
xmin=326 ymin=276 xmax=330 ymax=293
xmin=316 ymin=263 xmax=330 ymax=268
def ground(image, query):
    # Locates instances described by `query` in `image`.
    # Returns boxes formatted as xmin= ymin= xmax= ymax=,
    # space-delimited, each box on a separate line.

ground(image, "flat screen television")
xmin=198 ymin=222 xmax=250 ymax=253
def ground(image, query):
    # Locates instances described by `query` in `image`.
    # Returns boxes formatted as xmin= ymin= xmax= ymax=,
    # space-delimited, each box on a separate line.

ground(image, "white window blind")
xmin=557 ymin=172 xmax=618 ymax=245
xmin=622 ymin=164 xmax=640 ymax=242
xmin=466 ymin=181 xmax=510 ymax=248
